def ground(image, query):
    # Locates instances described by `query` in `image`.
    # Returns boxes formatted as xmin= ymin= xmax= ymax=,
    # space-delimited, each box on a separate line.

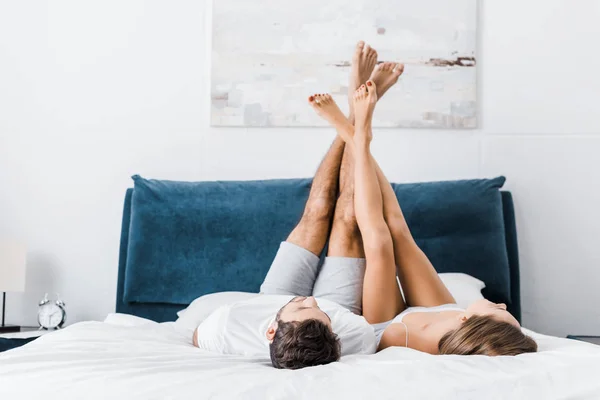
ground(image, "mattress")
xmin=1 ymin=317 xmax=599 ymax=399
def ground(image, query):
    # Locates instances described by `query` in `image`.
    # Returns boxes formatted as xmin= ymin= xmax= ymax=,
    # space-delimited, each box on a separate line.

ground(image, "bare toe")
xmin=356 ymin=85 xmax=367 ymax=98
xmin=366 ymin=80 xmax=377 ymax=99
xmin=394 ymin=63 xmax=405 ymax=75
xmin=353 ymin=41 xmax=365 ymax=60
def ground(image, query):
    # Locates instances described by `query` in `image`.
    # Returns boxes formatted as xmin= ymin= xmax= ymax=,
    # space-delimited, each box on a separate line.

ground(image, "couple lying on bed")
xmin=193 ymin=41 xmax=537 ymax=369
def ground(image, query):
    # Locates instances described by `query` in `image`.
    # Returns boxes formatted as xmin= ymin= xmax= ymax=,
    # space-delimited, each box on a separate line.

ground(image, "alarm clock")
xmin=38 ymin=293 xmax=67 ymax=330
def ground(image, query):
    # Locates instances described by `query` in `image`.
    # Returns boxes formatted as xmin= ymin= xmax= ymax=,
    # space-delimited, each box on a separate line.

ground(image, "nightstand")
xmin=0 ymin=326 xmax=52 ymax=353
xmin=566 ymin=335 xmax=600 ymax=345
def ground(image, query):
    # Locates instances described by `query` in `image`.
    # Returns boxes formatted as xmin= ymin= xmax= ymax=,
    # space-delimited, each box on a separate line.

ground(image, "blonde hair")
xmin=438 ymin=315 xmax=537 ymax=356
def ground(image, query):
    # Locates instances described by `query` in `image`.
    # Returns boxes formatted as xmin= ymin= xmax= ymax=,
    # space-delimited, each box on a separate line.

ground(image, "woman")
xmin=308 ymin=80 xmax=537 ymax=356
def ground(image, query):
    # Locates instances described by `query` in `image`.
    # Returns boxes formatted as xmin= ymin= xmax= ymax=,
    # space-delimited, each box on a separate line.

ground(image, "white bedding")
xmin=1 ymin=316 xmax=600 ymax=399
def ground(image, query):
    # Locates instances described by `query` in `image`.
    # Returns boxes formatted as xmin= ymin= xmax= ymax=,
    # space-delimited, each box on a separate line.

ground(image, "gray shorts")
xmin=260 ymin=241 xmax=366 ymax=315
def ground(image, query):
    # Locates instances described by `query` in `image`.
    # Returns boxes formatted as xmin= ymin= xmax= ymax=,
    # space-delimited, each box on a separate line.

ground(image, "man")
xmin=194 ymin=42 xmax=404 ymax=369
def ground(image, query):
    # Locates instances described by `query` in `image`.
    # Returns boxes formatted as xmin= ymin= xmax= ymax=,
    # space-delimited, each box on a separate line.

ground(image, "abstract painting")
xmin=211 ymin=0 xmax=477 ymax=128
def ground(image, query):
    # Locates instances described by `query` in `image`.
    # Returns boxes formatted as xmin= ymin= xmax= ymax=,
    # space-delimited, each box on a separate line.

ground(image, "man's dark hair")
xmin=269 ymin=319 xmax=341 ymax=369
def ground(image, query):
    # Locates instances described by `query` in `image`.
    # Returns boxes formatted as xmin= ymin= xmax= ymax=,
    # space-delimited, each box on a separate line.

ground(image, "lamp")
xmin=0 ymin=241 xmax=27 ymax=333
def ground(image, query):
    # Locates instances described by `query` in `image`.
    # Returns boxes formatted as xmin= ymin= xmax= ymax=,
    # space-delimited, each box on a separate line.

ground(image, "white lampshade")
xmin=0 ymin=241 xmax=27 ymax=292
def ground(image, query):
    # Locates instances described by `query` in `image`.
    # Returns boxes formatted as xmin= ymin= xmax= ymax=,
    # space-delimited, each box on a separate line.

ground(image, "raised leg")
xmin=286 ymin=137 xmax=345 ymax=256
xmin=327 ymin=41 xmax=374 ymax=259
xmin=347 ymin=41 xmax=378 ymax=122
xmin=350 ymin=82 xmax=404 ymax=324
xmin=325 ymin=41 xmax=377 ymax=259
xmin=373 ymin=161 xmax=455 ymax=307
xmin=327 ymin=146 xmax=364 ymax=258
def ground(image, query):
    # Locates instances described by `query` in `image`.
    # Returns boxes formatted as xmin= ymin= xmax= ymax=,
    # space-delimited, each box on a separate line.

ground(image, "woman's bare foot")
xmin=308 ymin=94 xmax=353 ymax=142
xmin=349 ymin=41 xmax=377 ymax=114
xmin=368 ymin=62 xmax=404 ymax=99
xmin=353 ymin=81 xmax=377 ymax=144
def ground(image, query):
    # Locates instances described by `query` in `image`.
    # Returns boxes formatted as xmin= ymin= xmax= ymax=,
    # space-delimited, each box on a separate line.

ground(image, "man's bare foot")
xmin=352 ymin=81 xmax=377 ymax=144
xmin=369 ymin=62 xmax=404 ymax=99
xmin=309 ymin=94 xmax=353 ymax=142
xmin=349 ymin=41 xmax=377 ymax=114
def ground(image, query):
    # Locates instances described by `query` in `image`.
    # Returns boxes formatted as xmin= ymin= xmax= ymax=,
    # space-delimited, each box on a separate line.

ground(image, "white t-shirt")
xmin=195 ymin=294 xmax=377 ymax=357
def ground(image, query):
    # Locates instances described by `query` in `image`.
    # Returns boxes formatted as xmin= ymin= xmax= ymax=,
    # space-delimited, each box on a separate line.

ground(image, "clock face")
xmin=38 ymin=303 xmax=64 ymax=329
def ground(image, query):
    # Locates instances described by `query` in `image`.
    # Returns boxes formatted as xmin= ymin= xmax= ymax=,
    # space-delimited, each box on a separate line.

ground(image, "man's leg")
xmin=286 ymin=136 xmax=345 ymax=255
xmin=325 ymin=43 xmax=404 ymax=261
xmin=311 ymin=42 xmax=377 ymax=313
xmin=312 ymin=144 xmax=367 ymax=314
xmin=326 ymin=147 xmax=364 ymax=258
xmin=260 ymin=137 xmax=345 ymax=296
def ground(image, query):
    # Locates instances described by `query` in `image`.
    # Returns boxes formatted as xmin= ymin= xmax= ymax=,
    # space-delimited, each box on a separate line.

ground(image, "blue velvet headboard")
xmin=115 ymin=178 xmax=521 ymax=323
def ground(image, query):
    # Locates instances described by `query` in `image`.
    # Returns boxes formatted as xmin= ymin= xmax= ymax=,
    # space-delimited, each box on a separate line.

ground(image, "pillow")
xmin=438 ymin=273 xmax=485 ymax=309
xmin=175 ymin=291 xmax=259 ymax=333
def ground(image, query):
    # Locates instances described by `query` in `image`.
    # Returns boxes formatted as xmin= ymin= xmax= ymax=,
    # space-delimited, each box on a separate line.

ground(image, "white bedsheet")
xmin=1 ymin=317 xmax=599 ymax=400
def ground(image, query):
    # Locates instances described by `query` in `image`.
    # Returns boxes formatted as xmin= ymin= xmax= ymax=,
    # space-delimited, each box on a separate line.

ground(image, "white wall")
xmin=1 ymin=0 xmax=599 ymax=337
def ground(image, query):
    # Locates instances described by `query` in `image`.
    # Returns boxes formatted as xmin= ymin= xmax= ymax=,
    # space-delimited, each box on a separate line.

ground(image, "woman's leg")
xmin=372 ymin=160 xmax=456 ymax=307
xmin=349 ymin=82 xmax=404 ymax=324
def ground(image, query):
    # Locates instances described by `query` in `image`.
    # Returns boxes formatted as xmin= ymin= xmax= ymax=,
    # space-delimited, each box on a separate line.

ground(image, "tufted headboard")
xmin=115 ymin=177 xmax=521 ymax=323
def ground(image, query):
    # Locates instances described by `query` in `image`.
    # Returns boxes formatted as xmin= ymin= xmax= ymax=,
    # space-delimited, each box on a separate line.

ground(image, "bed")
xmin=1 ymin=176 xmax=599 ymax=399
